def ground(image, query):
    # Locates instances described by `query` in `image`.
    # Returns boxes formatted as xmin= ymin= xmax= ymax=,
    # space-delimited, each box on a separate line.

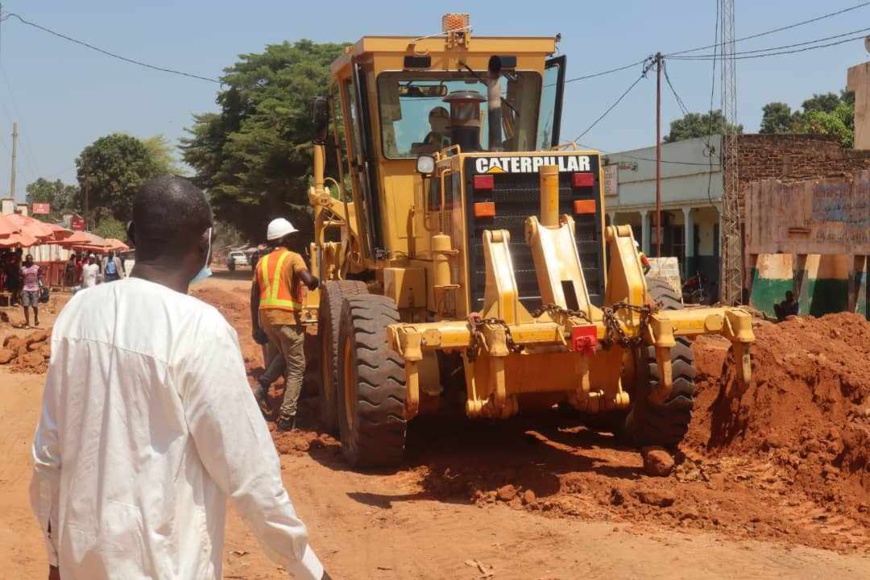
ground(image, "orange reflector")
xmin=474 ymin=202 xmax=496 ymax=217
xmin=573 ymin=200 xmax=597 ymax=215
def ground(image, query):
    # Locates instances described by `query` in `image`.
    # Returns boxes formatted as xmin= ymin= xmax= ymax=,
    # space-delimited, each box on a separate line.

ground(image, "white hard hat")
xmin=266 ymin=218 xmax=298 ymax=241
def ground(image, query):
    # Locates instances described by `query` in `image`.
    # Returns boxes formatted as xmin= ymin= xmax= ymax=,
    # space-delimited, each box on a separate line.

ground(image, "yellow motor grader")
xmin=304 ymin=14 xmax=754 ymax=467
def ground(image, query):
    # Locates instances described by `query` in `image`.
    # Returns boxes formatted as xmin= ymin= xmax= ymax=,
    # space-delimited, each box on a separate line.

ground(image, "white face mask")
xmin=189 ymin=227 xmax=213 ymax=285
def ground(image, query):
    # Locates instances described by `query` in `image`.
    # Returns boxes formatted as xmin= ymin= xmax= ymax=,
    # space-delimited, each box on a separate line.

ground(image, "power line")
xmin=573 ymin=61 xmax=653 ymax=142
xmin=662 ymin=61 xmax=690 ymax=116
xmin=563 ymin=2 xmax=870 ymax=84
xmin=580 ymin=142 xmax=721 ymax=167
xmin=667 ymin=1 xmax=870 ymax=57
xmin=669 ymin=25 xmax=870 ymax=60
xmin=4 ymin=12 xmax=220 ymax=84
xmin=563 ymin=59 xmax=648 ymax=84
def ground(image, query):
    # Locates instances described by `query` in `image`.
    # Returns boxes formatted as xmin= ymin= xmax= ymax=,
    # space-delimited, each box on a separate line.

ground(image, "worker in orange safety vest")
xmin=250 ymin=218 xmax=319 ymax=431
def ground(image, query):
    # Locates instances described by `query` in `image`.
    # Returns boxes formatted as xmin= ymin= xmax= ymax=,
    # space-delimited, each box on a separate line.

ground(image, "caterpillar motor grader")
xmin=304 ymin=14 xmax=754 ymax=467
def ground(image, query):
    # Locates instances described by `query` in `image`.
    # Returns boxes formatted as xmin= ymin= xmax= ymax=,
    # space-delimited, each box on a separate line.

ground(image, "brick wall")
xmin=737 ymin=134 xmax=870 ymax=184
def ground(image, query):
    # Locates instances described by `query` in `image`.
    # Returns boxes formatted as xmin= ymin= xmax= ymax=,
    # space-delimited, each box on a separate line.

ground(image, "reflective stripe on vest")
xmin=257 ymin=249 xmax=303 ymax=311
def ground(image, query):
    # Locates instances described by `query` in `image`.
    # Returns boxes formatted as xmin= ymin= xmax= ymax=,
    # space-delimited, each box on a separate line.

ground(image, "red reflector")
xmin=572 ymin=172 xmax=594 ymax=188
xmin=473 ymin=174 xmax=494 ymax=191
xmin=473 ymin=201 xmax=496 ymax=217
xmin=573 ymin=200 xmax=597 ymax=215
xmin=570 ymin=326 xmax=599 ymax=354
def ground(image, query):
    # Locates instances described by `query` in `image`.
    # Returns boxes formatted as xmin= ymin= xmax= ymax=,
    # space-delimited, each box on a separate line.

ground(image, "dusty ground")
xmin=0 ymin=272 xmax=868 ymax=579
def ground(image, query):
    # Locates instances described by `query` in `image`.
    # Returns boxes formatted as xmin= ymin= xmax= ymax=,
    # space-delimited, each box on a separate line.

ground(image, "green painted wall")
xmin=750 ymin=268 xmax=868 ymax=319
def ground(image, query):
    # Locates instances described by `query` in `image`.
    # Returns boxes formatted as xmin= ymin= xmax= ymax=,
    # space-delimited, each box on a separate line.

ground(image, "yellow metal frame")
xmin=386 ymin=166 xmax=755 ymax=420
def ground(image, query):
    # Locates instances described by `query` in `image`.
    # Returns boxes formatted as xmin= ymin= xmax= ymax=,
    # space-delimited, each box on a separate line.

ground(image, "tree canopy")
xmin=663 ymin=110 xmax=743 ymax=143
xmin=181 ymin=40 xmax=347 ymax=241
xmin=142 ymin=134 xmax=185 ymax=176
xmin=759 ymin=91 xmax=855 ymax=147
xmin=93 ymin=216 xmax=127 ymax=241
xmin=25 ymin=178 xmax=79 ymax=213
xmin=75 ymin=133 xmax=163 ymax=223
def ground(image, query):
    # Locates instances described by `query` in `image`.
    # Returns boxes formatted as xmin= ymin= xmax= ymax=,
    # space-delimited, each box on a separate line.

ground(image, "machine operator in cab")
xmin=251 ymin=218 xmax=319 ymax=431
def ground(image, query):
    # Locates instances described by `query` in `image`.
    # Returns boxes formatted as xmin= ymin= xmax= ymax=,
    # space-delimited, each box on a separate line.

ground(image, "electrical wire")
xmin=662 ymin=61 xmax=691 ymax=116
xmin=572 ymin=60 xmax=653 ymax=142
xmin=562 ymin=2 xmax=870 ymax=84
xmin=564 ymin=59 xmax=649 ymax=85
xmin=666 ymin=1 xmax=870 ymax=57
xmin=578 ymin=142 xmax=721 ymax=167
xmin=4 ymin=12 xmax=220 ymax=84
xmin=669 ymin=25 xmax=870 ymax=60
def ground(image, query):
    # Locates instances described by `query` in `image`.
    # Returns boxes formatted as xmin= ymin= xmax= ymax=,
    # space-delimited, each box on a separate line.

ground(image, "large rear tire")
xmin=318 ymin=280 xmax=367 ymax=434
xmin=337 ymin=295 xmax=407 ymax=468
xmin=624 ymin=278 xmax=696 ymax=449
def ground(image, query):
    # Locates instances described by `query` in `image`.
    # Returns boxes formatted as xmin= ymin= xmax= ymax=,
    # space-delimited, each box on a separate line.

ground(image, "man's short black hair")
xmin=132 ymin=177 xmax=212 ymax=261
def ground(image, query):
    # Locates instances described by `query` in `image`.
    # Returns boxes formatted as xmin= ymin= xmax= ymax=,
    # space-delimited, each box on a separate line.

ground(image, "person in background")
xmin=251 ymin=218 xmax=319 ymax=432
xmin=102 ymin=250 xmax=125 ymax=282
xmin=64 ymin=254 xmax=77 ymax=288
xmin=30 ymin=176 xmax=328 ymax=580
xmin=6 ymin=248 xmax=23 ymax=306
xmin=20 ymin=253 xmax=42 ymax=327
xmin=774 ymin=290 xmax=800 ymax=322
xmin=80 ymin=254 xmax=100 ymax=289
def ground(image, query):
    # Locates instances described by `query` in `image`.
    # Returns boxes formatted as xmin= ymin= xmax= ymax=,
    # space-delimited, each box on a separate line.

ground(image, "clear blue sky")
xmin=0 ymin=0 xmax=867 ymax=198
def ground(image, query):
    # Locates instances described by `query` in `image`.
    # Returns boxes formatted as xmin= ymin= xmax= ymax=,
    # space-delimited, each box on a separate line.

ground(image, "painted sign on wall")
xmin=745 ymin=171 xmax=870 ymax=256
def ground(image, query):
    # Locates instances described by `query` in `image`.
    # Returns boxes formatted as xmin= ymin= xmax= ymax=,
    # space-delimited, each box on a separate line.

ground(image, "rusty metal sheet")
xmin=745 ymin=171 xmax=870 ymax=256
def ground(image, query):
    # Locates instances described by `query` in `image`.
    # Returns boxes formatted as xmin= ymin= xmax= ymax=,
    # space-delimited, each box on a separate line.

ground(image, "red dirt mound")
xmin=0 ymin=330 xmax=52 ymax=374
xmin=689 ymin=313 xmax=870 ymax=523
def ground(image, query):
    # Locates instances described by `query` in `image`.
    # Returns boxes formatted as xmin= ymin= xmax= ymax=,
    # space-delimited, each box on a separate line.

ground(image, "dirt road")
xmin=0 ymin=274 xmax=868 ymax=579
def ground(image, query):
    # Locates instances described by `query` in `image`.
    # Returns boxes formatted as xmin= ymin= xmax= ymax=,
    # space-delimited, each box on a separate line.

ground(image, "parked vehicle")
xmin=226 ymin=250 xmax=248 ymax=272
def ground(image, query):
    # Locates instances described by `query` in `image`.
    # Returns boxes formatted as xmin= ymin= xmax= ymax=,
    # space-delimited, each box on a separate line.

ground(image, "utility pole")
xmin=720 ymin=0 xmax=741 ymax=305
xmin=655 ymin=52 xmax=663 ymax=258
xmin=9 ymin=122 xmax=18 ymax=202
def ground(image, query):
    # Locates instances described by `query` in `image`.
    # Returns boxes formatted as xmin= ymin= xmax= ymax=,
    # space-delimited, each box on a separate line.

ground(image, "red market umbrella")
xmin=104 ymin=238 xmax=130 ymax=252
xmin=4 ymin=213 xmax=56 ymax=241
xmin=58 ymin=231 xmax=108 ymax=249
xmin=0 ymin=214 xmax=20 ymax=238
xmin=0 ymin=230 xmax=40 ymax=248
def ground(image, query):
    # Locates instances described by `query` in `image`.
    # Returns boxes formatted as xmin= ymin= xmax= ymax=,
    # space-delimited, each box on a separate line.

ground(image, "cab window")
xmin=377 ymin=71 xmax=542 ymax=159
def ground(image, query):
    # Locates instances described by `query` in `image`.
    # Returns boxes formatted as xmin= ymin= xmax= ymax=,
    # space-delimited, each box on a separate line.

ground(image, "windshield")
xmin=377 ymin=71 xmax=542 ymax=159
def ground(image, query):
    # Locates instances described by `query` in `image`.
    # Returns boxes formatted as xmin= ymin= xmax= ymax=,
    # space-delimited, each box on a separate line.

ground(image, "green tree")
xmin=759 ymin=102 xmax=794 ymax=134
xmin=142 ymin=134 xmax=185 ymax=176
xmin=76 ymin=133 xmax=161 ymax=223
xmin=93 ymin=216 xmax=127 ymax=241
xmin=794 ymin=100 xmax=854 ymax=147
xmin=181 ymin=40 xmax=347 ymax=240
xmin=25 ymin=178 xmax=79 ymax=212
xmin=663 ymin=110 xmax=743 ymax=143
xmin=762 ymin=90 xmax=855 ymax=147
xmin=800 ymin=92 xmax=841 ymax=114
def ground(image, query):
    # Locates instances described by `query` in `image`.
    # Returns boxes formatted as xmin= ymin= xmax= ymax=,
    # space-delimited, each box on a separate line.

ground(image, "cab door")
xmin=538 ymin=56 xmax=566 ymax=148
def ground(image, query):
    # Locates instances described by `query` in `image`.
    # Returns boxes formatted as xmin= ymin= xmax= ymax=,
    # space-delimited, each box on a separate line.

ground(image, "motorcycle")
xmin=682 ymin=272 xmax=710 ymax=305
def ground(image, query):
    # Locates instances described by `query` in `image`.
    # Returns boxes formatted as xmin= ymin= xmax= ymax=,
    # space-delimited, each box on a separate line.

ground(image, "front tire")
xmin=623 ymin=278 xmax=697 ymax=449
xmin=318 ymin=280 xmax=367 ymax=433
xmin=337 ymin=295 xmax=407 ymax=468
